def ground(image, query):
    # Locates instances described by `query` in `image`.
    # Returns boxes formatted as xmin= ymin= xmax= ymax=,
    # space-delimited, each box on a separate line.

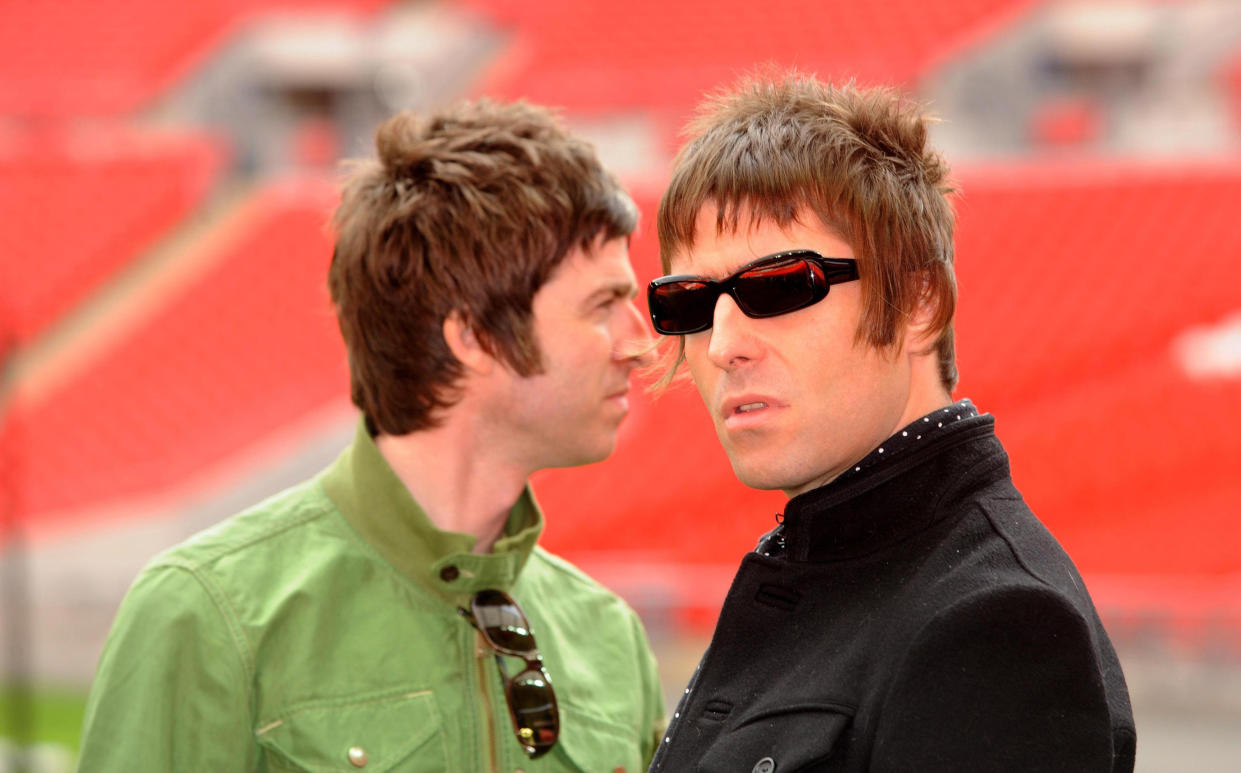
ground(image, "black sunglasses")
xmin=647 ymin=250 xmax=859 ymax=335
xmin=460 ymin=589 xmax=559 ymax=759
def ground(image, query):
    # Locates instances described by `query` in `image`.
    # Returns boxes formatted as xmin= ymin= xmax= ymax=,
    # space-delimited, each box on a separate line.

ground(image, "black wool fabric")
xmin=651 ymin=414 xmax=1136 ymax=773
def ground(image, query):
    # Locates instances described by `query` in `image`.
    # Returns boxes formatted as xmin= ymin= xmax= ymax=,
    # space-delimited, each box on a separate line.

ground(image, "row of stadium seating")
xmin=13 ymin=179 xmax=347 ymax=517
xmin=461 ymin=0 xmax=1041 ymax=116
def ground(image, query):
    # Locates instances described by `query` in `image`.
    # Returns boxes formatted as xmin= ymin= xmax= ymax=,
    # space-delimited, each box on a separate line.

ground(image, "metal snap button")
xmin=752 ymin=757 xmax=776 ymax=773
xmin=439 ymin=565 xmax=460 ymax=582
xmin=347 ymin=746 xmax=368 ymax=767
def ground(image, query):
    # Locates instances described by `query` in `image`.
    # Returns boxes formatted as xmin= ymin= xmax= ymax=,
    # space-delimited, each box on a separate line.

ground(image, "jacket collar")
xmin=781 ymin=414 xmax=1009 ymax=563
xmin=318 ymin=419 xmax=545 ymax=602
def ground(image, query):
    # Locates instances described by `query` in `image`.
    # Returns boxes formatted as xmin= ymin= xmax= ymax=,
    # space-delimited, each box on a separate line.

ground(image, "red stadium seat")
xmin=0 ymin=126 xmax=226 ymax=340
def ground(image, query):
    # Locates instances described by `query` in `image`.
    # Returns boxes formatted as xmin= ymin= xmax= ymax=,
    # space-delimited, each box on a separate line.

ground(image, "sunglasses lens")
xmin=509 ymin=669 xmax=559 ymax=755
xmin=465 ymin=589 xmax=559 ymax=759
xmin=472 ymin=590 xmax=536 ymax=653
xmin=650 ymin=255 xmax=831 ymax=334
xmin=734 ymin=258 xmax=820 ymax=317
xmin=650 ymin=280 xmax=716 ymax=334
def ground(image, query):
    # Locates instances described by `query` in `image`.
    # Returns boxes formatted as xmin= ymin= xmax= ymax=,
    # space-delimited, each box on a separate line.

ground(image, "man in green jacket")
xmin=78 ymin=100 xmax=665 ymax=772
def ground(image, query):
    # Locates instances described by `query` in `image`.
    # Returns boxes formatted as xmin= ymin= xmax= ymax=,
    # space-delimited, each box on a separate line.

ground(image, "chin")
xmin=729 ymin=450 xmax=825 ymax=495
xmin=729 ymin=459 xmax=792 ymax=492
xmin=552 ymin=438 xmax=616 ymax=469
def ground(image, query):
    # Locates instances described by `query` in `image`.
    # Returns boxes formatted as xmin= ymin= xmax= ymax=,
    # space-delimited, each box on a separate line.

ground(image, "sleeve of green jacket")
xmin=77 ymin=564 xmax=257 ymax=772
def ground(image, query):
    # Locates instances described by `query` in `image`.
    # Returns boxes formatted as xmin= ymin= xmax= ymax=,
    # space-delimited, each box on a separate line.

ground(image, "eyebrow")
xmin=668 ymin=250 xmax=813 ymax=281
xmin=582 ymin=280 xmax=638 ymax=309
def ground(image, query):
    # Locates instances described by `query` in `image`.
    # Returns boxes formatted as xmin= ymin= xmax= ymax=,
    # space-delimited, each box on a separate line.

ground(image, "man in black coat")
xmin=645 ymin=74 xmax=1136 ymax=772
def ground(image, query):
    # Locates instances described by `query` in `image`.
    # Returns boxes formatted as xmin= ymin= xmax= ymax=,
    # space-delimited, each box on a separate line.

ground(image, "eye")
xmin=593 ymin=290 xmax=627 ymax=312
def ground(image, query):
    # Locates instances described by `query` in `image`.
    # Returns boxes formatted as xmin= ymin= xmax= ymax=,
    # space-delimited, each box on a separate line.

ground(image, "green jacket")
xmin=78 ymin=421 xmax=665 ymax=772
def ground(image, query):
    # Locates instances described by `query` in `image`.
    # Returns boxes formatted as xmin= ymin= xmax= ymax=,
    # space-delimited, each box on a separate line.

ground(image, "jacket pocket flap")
xmin=698 ymin=704 xmax=853 ymax=773
xmin=256 ymin=687 xmax=445 ymax=771
xmin=531 ymin=703 xmax=644 ymax=773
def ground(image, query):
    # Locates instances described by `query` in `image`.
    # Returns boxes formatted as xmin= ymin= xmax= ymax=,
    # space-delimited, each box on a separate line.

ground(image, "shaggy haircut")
xmin=657 ymin=74 xmax=959 ymax=391
xmin=330 ymin=100 xmax=637 ymax=435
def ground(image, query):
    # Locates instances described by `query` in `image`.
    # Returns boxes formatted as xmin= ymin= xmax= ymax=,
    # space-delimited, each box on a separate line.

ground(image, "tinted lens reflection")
xmin=734 ymin=258 xmax=817 ymax=317
xmin=509 ymin=668 xmax=558 ymax=756
xmin=473 ymin=590 xmax=535 ymax=653
xmin=510 ymin=671 xmax=557 ymax=733
xmin=652 ymin=280 xmax=717 ymax=334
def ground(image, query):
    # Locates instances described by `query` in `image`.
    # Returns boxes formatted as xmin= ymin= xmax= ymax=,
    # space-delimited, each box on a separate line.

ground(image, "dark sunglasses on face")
xmin=647 ymin=249 xmax=860 ymax=335
xmin=459 ymin=589 xmax=559 ymax=759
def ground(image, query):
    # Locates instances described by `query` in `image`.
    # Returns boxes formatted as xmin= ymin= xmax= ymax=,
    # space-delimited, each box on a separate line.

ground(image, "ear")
xmin=443 ymin=311 xmax=494 ymax=376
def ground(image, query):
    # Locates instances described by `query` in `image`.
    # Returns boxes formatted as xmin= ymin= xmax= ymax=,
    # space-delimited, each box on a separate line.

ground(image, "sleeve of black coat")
xmin=869 ymin=585 xmax=1119 ymax=772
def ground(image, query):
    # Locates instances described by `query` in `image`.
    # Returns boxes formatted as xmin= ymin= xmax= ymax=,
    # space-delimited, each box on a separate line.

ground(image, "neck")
xmin=894 ymin=383 xmax=953 ymax=433
xmin=782 ymin=353 xmax=953 ymax=499
xmin=375 ymin=412 xmax=531 ymax=555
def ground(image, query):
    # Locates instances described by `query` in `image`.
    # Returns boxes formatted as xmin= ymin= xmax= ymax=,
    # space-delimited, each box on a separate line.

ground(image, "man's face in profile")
xmin=669 ymin=206 xmax=922 ymax=496
xmin=486 ymin=236 xmax=649 ymax=471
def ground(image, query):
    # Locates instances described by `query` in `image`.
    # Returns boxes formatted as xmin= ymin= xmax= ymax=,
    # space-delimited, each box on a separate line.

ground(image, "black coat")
xmin=651 ymin=415 xmax=1136 ymax=773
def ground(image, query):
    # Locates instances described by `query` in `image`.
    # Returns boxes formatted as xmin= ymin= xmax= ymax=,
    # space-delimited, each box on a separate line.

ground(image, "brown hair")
xmin=657 ymin=73 xmax=959 ymax=390
xmin=330 ymin=100 xmax=637 ymax=434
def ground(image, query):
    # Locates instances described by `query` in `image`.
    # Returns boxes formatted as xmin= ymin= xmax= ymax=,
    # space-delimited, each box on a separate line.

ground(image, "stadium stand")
xmin=951 ymin=160 xmax=1241 ymax=577
xmin=15 ymin=178 xmax=349 ymax=521
xmin=0 ymin=126 xmax=225 ymax=340
xmin=953 ymin=159 xmax=1241 ymax=412
xmin=0 ymin=0 xmax=393 ymax=117
xmin=462 ymin=0 xmax=1041 ymax=120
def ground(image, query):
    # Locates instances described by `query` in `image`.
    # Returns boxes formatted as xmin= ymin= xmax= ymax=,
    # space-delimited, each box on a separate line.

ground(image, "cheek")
xmin=587 ymin=315 xmax=617 ymax=348
xmin=682 ymin=340 xmax=717 ymax=404
xmin=681 ymin=336 xmax=708 ymax=373
xmin=546 ymin=325 xmax=600 ymax=367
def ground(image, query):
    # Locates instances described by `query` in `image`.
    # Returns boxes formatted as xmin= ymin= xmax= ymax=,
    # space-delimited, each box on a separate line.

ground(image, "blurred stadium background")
xmin=1 ymin=0 xmax=1240 ymax=770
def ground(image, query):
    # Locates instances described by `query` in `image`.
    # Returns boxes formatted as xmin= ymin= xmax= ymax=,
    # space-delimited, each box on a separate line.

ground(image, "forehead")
xmin=540 ymin=236 xmax=635 ymax=297
xmin=669 ymin=205 xmax=853 ymax=276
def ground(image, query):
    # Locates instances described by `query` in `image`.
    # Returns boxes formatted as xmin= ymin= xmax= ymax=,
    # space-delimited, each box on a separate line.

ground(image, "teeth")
xmin=736 ymin=402 xmax=768 ymax=413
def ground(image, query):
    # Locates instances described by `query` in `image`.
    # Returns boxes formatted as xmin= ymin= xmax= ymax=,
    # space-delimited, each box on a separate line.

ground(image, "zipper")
xmin=475 ymin=630 xmax=500 ymax=773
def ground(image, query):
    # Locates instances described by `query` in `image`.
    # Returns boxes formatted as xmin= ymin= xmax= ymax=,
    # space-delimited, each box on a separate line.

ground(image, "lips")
xmin=605 ymin=386 xmax=631 ymax=414
xmin=720 ymin=394 xmax=784 ymax=428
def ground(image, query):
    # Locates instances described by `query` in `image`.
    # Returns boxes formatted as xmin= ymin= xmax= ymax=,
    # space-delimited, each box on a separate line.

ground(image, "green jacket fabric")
xmin=78 ymin=421 xmax=665 ymax=772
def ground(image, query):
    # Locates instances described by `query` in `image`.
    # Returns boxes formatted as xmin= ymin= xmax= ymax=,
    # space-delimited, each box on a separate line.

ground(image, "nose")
xmin=614 ymin=298 xmax=656 ymax=368
xmin=705 ymin=293 xmax=759 ymax=370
